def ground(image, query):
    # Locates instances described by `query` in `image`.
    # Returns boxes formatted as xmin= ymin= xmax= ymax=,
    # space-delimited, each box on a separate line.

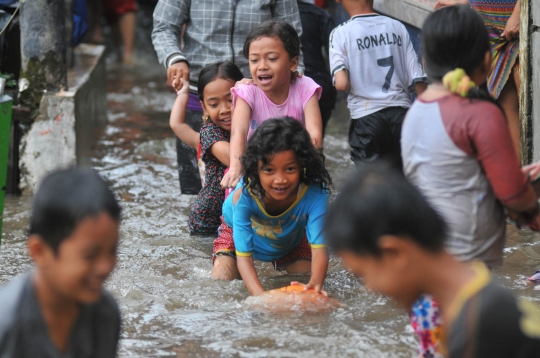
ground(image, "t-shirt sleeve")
xmin=299 ymin=76 xmax=322 ymax=106
xmin=449 ymin=283 xmax=540 ymax=358
xmin=467 ymin=103 xmax=534 ymax=207
xmin=232 ymin=188 xmax=255 ymax=257
xmin=231 ymin=84 xmax=255 ymax=110
xmin=305 ymin=189 xmax=328 ymax=248
xmin=200 ymin=124 xmax=229 ymax=162
xmin=401 ymin=25 xmax=426 ymax=85
xmin=329 ymin=28 xmax=348 ymax=84
xmin=441 ymin=99 xmax=534 ymax=209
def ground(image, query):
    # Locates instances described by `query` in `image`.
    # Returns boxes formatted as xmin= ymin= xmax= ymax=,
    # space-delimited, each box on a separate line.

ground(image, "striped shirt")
xmin=152 ymin=0 xmax=304 ymax=92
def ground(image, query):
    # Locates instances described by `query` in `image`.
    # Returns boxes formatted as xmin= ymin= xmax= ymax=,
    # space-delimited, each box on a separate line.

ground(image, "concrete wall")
xmin=531 ymin=0 xmax=540 ymax=161
xmin=19 ymin=44 xmax=106 ymax=193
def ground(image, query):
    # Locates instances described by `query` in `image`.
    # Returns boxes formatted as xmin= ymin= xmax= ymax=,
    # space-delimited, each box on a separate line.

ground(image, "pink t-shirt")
xmin=231 ymin=75 xmax=322 ymax=138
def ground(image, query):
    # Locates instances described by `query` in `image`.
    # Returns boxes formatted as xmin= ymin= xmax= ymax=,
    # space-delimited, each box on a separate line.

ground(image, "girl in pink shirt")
xmin=221 ymin=20 xmax=323 ymax=188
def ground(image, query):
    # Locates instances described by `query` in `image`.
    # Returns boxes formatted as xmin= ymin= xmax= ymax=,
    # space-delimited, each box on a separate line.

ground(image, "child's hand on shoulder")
xmin=235 ymin=78 xmax=255 ymax=87
xmin=290 ymin=281 xmax=328 ymax=296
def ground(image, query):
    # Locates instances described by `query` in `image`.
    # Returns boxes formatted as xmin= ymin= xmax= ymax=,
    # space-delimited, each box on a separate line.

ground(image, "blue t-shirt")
xmin=223 ymin=184 xmax=328 ymax=261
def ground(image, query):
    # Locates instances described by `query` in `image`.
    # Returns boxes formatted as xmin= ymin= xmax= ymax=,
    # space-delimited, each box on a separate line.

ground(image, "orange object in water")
xmin=244 ymin=285 xmax=343 ymax=312
xmin=278 ymin=285 xmax=316 ymax=293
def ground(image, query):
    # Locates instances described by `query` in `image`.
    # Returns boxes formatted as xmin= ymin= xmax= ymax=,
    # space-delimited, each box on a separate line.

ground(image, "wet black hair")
xmin=324 ymin=163 xmax=446 ymax=257
xmin=197 ymin=61 xmax=244 ymax=101
xmin=241 ymin=117 xmax=331 ymax=196
xmin=422 ymin=5 xmax=494 ymax=103
xmin=28 ymin=167 xmax=121 ymax=254
xmin=243 ymin=20 xmax=300 ymax=61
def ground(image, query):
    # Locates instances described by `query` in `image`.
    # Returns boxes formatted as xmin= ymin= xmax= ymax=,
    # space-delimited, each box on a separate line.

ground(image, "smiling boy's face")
xmin=31 ymin=212 xmax=119 ymax=304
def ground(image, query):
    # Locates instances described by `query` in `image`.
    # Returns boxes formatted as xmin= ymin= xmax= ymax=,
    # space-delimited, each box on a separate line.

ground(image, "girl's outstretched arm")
xmin=169 ymin=78 xmax=200 ymax=150
xmin=210 ymin=142 xmax=230 ymax=167
xmin=304 ymin=94 xmax=323 ymax=149
xmin=307 ymin=247 xmax=329 ymax=293
xmin=237 ymin=256 xmax=265 ymax=296
xmin=221 ymin=97 xmax=250 ymax=188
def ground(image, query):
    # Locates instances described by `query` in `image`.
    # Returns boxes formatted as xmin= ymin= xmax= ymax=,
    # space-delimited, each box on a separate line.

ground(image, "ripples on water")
xmin=2 ymin=50 xmax=540 ymax=358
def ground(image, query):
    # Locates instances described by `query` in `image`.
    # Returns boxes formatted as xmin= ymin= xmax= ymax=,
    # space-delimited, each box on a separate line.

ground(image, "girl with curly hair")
xmin=211 ymin=117 xmax=331 ymax=296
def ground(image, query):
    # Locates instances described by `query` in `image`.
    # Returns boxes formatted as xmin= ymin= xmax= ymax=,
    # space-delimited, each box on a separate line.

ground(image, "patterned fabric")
xmin=188 ymin=123 xmax=230 ymax=235
xmin=410 ymin=295 xmax=443 ymax=358
xmin=213 ymin=216 xmax=312 ymax=270
xmin=469 ymin=0 xmax=519 ymax=99
xmin=151 ymin=0 xmax=304 ymax=92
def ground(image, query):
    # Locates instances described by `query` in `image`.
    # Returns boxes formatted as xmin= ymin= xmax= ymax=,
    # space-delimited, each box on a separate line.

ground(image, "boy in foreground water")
xmin=324 ymin=163 xmax=540 ymax=357
xmin=0 ymin=167 xmax=121 ymax=357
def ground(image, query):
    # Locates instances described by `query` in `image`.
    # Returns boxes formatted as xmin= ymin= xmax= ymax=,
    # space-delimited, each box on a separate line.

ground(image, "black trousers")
xmin=176 ymin=108 xmax=203 ymax=194
xmin=348 ymin=106 xmax=407 ymax=170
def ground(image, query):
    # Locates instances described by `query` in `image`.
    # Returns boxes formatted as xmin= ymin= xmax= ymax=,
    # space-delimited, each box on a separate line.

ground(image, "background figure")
xmin=327 ymin=0 xmax=350 ymax=26
xmin=434 ymin=0 xmax=522 ymax=158
xmin=105 ymin=0 xmax=137 ymax=64
xmin=297 ymin=0 xmax=337 ymax=134
xmin=151 ymin=0 xmax=304 ymax=195
xmin=86 ymin=0 xmax=137 ymax=64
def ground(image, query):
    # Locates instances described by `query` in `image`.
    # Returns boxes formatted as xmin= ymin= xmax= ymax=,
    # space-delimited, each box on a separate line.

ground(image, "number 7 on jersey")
xmin=377 ymin=55 xmax=394 ymax=93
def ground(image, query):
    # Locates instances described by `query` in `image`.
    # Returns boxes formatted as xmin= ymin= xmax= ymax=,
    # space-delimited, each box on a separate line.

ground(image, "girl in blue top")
xmin=211 ymin=117 xmax=331 ymax=296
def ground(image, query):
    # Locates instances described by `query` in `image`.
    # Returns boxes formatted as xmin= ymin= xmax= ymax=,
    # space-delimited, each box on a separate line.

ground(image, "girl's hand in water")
xmin=290 ymin=281 xmax=328 ymax=297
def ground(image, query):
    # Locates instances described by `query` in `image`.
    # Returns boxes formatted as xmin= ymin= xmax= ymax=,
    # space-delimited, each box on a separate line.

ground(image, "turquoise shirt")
xmin=223 ymin=184 xmax=328 ymax=261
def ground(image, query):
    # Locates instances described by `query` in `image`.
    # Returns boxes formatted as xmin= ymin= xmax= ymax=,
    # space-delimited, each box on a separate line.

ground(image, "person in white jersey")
xmin=329 ymin=0 xmax=427 ymax=169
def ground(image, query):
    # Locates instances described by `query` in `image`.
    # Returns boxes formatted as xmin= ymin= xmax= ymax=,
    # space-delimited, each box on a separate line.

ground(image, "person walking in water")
xmin=434 ymin=0 xmax=523 ymax=158
xmin=221 ymin=20 xmax=323 ymax=189
xmin=401 ymin=6 xmax=540 ymax=356
xmin=329 ymin=0 xmax=427 ymax=170
xmin=152 ymin=0 xmax=304 ymax=195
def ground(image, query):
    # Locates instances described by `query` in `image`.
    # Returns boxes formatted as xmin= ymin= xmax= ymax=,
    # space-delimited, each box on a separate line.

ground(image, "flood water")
xmin=2 ymin=7 xmax=540 ymax=358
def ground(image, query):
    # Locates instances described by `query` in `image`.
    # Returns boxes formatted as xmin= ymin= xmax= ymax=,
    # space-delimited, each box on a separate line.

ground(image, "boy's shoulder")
xmin=333 ymin=14 xmax=405 ymax=34
xmin=93 ymin=289 xmax=121 ymax=320
xmin=0 ymin=273 xmax=31 ymax=334
xmin=448 ymin=278 xmax=540 ymax=358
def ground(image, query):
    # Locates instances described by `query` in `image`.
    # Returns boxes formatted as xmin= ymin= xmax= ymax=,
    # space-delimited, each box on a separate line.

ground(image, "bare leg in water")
xmin=119 ymin=11 xmax=136 ymax=64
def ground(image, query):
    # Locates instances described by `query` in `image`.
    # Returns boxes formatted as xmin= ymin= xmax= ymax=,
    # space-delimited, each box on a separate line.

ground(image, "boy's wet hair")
xmin=243 ymin=20 xmax=300 ymax=61
xmin=241 ymin=117 xmax=331 ymax=196
xmin=324 ymin=163 xmax=446 ymax=256
xmin=197 ymin=61 xmax=244 ymax=101
xmin=28 ymin=167 xmax=121 ymax=254
xmin=422 ymin=5 xmax=493 ymax=102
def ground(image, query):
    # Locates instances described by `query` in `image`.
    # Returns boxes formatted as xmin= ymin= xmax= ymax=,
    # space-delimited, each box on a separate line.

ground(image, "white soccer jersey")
xmin=329 ymin=14 xmax=426 ymax=119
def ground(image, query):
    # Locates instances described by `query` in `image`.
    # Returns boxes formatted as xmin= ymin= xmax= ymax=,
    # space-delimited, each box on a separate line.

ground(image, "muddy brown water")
xmin=2 ymin=31 xmax=540 ymax=358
